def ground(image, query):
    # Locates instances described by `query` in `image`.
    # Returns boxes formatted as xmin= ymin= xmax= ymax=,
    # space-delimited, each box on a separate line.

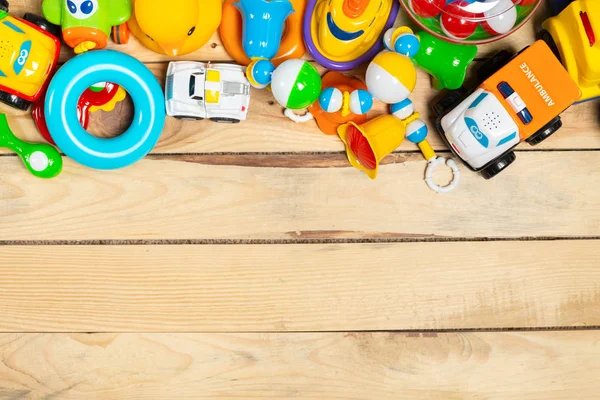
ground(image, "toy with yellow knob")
xmin=42 ymin=0 xmax=132 ymax=54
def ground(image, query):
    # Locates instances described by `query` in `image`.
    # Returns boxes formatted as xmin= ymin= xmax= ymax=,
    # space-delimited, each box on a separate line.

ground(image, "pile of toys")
xmin=0 ymin=0 xmax=593 ymax=193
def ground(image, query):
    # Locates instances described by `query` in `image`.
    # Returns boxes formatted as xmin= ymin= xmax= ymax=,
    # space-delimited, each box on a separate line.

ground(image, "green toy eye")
xmin=188 ymin=26 xmax=195 ymax=36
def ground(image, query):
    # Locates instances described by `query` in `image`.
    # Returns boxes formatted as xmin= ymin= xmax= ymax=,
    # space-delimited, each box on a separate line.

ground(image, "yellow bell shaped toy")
xmin=128 ymin=0 xmax=221 ymax=56
xmin=338 ymin=114 xmax=405 ymax=180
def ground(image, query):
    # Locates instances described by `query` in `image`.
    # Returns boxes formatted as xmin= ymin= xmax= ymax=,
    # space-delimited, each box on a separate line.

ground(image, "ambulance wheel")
xmin=23 ymin=13 xmax=61 ymax=39
xmin=432 ymin=88 xmax=467 ymax=117
xmin=0 ymin=90 xmax=31 ymax=111
xmin=527 ymin=116 xmax=562 ymax=145
xmin=0 ymin=0 xmax=8 ymax=12
xmin=540 ymin=29 xmax=560 ymax=60
xmin=481 ymin=152 xmax=516 ymax=180
xmin=476 ymin=50 xmax=514 ymax=82
xmin=210 ymin=117 xmax=240 ymax=124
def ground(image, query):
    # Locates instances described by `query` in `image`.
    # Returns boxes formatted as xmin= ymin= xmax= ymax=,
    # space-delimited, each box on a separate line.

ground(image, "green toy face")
xmin=66 ymin=0 xmax=100 ymax=20
xmin=42 ymin=0 xmax=131 ymax=34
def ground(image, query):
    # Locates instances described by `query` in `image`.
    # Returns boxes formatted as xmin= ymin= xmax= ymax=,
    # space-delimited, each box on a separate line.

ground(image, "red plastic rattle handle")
xmin=32 ymin=83 xmax=123 ymax=145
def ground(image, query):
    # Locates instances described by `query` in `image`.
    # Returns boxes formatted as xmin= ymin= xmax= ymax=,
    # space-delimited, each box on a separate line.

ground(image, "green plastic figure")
xmin=0 ymin=114 xmax=62 ymax=179
xmin=42 ymin=0 xmax=132 ymax=54
xmin=412 ymin=31 xmax=478 ymax=90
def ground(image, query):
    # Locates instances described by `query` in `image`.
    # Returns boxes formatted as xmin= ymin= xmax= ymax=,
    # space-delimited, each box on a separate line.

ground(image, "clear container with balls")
xmin=400 ymin=0 xmax=541 ymax=44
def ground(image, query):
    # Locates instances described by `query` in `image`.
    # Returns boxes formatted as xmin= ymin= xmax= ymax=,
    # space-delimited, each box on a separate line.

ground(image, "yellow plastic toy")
xmin=542 ymin=0 xmax=600 ymax=102
xmin=304 ymin=0 xmax=399 ymax=70
xmin=0 ymin=9 xmax=61 ymax=110
xmin=338 ymin=114 xmax=405 ymax=180
xmin=128 ymin=0 xmax=221 ymax=56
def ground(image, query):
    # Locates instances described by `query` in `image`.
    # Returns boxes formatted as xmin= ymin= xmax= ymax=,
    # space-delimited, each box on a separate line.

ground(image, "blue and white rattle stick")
xmin=45 ymin=50 xmax=166 ymax=170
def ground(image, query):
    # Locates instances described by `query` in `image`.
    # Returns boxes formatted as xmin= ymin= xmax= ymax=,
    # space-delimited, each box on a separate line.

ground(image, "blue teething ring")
xmin=45 ymin=50 xmax=166 ymax=170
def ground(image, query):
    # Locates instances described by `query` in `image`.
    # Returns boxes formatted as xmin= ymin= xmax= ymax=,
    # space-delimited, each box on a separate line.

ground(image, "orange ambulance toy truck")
xmin=433 ymin=41 xmax=581 ymax=179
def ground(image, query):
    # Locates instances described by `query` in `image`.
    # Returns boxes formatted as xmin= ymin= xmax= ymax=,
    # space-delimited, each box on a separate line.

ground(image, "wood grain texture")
xmin=4 ymin=64 xmax=599 ymax=153
xmin=1 ymin=151 xmax=599 ymax=241
xmin=0 ymin=331 xmax=599 ymax=399
xmin=0 ymin=241 xmax=598 ymax=332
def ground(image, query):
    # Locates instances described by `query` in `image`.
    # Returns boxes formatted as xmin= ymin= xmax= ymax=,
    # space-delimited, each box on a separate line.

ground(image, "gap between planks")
xmin=2 ymin=236 xmax=600 ymax=246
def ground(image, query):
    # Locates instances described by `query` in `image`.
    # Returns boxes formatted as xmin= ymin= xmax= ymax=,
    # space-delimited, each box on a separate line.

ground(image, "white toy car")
xmin=434 ymin=42 xmax=580 ymax=179
xmin=439 ymin=87 xmax=521 ymax=171
xmin=165 ymin=61 xmax=250 ymax=123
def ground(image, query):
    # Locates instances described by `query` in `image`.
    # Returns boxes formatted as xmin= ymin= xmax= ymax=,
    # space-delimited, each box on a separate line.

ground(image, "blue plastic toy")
xmin=45 ymin=50 xmax=166 ymax=170
xmin=235 ymin=0 xmax=294 ymax=61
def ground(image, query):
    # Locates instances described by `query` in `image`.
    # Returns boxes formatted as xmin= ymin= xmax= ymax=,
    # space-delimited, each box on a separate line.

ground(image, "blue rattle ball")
xmin=319 ymin=87 xmax=343 ymax=113
xmin=391 ymin=98 xmax=415 ymax=120
xmin=394 ymin=33 xmax=420 ymax=58
xmin=248 ymin=59 xmax=275 ymax=89
xmin=406 ymin=119 xmax=429 ymax=144
xmin=349 ymin=89 xmax=373 ymax=115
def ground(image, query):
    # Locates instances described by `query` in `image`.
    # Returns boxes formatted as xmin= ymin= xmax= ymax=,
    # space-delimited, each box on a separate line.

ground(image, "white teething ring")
xmin=284 ymin=108 xmax=314 ymax=123
xmin=425 ymin=156 xmax=461 ymax=194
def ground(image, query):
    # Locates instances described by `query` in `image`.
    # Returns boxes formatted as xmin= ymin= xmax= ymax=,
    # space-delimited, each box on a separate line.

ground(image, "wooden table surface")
xmin=1 ymin=1 xmax=599 ymax=398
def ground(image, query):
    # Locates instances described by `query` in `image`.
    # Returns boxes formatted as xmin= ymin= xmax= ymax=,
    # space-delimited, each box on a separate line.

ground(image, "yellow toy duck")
xmin=128 ymin=0 xmax=221 ymax=56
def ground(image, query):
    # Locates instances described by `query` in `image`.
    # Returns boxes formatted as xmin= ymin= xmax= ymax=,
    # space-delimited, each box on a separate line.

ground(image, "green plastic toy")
xmin=0 ymin=114 xmax=62 ymax=179
xmin=42 ymin=0 xmax=132 ymax=54
xmin=412 ymin=31 xmax=478 ymax=90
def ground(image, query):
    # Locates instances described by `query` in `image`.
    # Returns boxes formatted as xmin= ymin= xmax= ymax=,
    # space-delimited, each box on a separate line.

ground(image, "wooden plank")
xmin=1 ymin=151 xmax=599 ymax=241
xmin=0 ymin=331 xmax=598 ymax=399
xmin=10 ymin=0 xmax=547 ymax=63
xmin=0 ymin=241 xmax=598 ymax=332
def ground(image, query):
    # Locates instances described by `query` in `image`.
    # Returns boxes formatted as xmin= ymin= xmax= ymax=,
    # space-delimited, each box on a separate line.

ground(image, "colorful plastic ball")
xmin=409 ymin=0 xmax=445 ymax=18
xmin=440 ymin=1 xmax=479 ymax=40
xmin=406 ymin=119 xmax=429 ymax=144
xmin=390 ymin=98 xmax=415 ymax=120
xmin=319 ymin=87 xmax=343 ymax=113
xmin=349 ymin=90 xmax=373 ymax=115
xmin=394 ymin=33 xmax=420 ymax=58
xmin=366 ymin=52 xmax=417 ymax=105
xmin=481 ymin=0 xmax=517 ymax=35
xmin=247 ymin=59 xmax=275 ymax=89
xmin=271 ymin=60 xmax=322 ymax=110
xmin=383 ymin=28 xmax=395 ymax=51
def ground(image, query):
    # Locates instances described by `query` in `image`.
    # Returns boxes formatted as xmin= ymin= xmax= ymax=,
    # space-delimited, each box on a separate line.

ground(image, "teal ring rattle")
xmin=45 ymin=50 xmax=166 ymax=170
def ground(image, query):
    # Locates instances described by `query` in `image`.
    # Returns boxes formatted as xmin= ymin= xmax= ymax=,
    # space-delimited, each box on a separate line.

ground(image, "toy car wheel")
xmin=23 ymin=13 xmax=61 ymax=39
xmin=432 ymin=88 xmax=467 ymax=117
xmin=0 ymin=0 xmax=8 ymax=12
xmin=526 ymin=116 xmax=562 ymax=146
xmin=540 ymin=29 xmax=561 ymax=60
xmin=175 ymin=116 xmax=204 ymax=121
xmin=210 ymin=117 xmax=241 ymax=124
xmin=476 ymin=50 xmax=514 ymax=82
xmin=481 ymin=152 xmax=516 ymax=180
xmin=0 ymin=90 xmax=31 ymax=111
